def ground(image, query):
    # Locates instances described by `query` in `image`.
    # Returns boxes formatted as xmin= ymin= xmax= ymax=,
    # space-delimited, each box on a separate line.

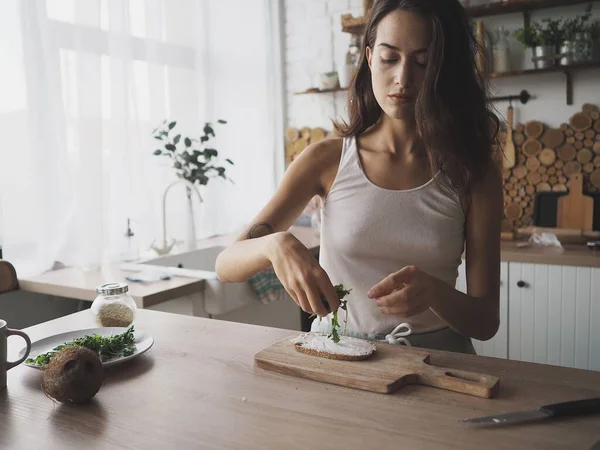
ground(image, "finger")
xmin=294 ymin=288 xmax=313 ymax=315
xmin=377 ymin=285 xmax=421 ymax=314
xmin=317 ymin=273 xmax=340 ymax=312
xmin=368 ymin=266 xmax=417 ymax=299
xmin=305 ymin=283 xmax=329 ymax=317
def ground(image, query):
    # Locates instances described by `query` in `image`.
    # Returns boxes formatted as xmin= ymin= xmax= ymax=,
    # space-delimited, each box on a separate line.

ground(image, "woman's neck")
xmin=374 ymin=114 xmax=419 ymax=159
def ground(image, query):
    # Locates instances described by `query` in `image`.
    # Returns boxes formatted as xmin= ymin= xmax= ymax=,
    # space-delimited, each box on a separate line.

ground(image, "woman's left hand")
xmin=367 ymin=266 xmax=442 ymax=317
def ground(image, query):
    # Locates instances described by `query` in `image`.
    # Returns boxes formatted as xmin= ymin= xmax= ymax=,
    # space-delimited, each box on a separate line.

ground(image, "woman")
xmin=216 ymin=0 xmax=502 ymax=353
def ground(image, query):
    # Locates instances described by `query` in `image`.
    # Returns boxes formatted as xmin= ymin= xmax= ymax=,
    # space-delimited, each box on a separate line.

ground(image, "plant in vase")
xmin=562 ymin=4 xmax=594 ymax=63
xmin=514 ymin=24 xmax=541 ymax=70
xmin=151 ymin=119 xmax=234 ymax=253
xmin=590 ymin=20 xmax=600 ymax=61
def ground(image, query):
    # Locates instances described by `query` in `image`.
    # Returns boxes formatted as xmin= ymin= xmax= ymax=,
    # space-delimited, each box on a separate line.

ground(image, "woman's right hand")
xmin=266 ymin=232 xmax=340 ymax=317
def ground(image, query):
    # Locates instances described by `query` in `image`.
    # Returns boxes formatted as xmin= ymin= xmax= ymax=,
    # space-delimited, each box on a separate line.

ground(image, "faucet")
xmin=151 ymin=178 xmax=203 ymax=255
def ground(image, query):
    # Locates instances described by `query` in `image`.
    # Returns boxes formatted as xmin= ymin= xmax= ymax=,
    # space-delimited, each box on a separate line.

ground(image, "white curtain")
xmin=0 ymin=0 xmax=283 ymax=277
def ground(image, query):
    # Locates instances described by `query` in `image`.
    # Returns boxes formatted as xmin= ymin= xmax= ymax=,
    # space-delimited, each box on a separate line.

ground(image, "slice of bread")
xmin=291 ymin=333 xmax=376 ymax=361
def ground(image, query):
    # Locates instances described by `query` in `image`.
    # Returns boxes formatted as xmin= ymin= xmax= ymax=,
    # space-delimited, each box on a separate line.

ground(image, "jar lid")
xmin=96 ymin=282 xmax=129 ymax=295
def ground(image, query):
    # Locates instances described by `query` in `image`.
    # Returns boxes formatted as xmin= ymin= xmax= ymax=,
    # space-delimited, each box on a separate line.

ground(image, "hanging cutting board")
xmin=556 ymin=173 xmax=594 ymax=231
xmin=254 ymin=337 xmax=500 ymax=399
xmin=503 ymin=105 xmax=516 ymax=169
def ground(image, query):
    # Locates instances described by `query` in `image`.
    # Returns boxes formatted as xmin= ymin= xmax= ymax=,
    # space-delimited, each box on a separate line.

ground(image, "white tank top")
xmin=315 ymin=136 xmax=465 ymax=335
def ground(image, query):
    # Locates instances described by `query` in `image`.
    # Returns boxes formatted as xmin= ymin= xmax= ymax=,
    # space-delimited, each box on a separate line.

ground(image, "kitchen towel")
xmin=248 ymin=266 xmax=288 ymax=304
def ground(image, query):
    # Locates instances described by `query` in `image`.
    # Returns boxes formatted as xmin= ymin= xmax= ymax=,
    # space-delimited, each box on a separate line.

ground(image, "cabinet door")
xmin=456 ymin=260 xmax=508 ymax=359
xmin=508 ymin=263 xmax=600 ymax=371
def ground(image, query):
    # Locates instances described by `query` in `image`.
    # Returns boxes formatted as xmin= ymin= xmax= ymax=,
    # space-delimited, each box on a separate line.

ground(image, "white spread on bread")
xmin=291 ymin=333 xmax=376 ymax=357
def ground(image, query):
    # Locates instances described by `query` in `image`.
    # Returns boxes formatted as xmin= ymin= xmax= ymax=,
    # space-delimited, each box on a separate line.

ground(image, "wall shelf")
xmin=341 ymin=0 xmax=599 ymax=35
xmin=491 ymin=60 xmax=600 ymax=105
xmin=293 ymin=87 xmax=348 ymax=96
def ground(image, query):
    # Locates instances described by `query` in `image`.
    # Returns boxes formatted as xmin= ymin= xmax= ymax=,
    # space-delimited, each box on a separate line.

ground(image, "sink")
xmin=120 ymin=246 xmax=256 ymax=316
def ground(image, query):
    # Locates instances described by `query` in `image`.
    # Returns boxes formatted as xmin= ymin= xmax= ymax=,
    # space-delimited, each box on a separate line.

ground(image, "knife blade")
xmin=460 ymin=397 xmax=600 ymax=425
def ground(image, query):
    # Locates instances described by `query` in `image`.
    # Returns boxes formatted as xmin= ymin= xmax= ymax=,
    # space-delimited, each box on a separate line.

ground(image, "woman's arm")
xmin=215 ymin=138 xmax=343 ymax=316
xmin=368 ymin=162 xmax=502 ymax=341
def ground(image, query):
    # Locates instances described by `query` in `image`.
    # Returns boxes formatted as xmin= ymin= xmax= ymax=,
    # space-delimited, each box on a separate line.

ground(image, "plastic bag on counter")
xmin=527 ymin=232 xmax=564 ymax=252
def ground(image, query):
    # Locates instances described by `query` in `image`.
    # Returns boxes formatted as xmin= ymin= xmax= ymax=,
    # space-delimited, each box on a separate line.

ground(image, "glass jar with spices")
xmin=91 ymin=282 xmax=137 ymax=328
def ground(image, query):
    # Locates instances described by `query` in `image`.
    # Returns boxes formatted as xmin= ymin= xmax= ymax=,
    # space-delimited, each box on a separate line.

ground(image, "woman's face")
xmin=366 ymin=9 xmax=432 ymax=121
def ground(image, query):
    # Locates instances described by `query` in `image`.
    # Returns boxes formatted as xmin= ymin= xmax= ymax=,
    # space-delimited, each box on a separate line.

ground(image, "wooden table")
xmin=2 ymin=310 xmax=600 ymax=449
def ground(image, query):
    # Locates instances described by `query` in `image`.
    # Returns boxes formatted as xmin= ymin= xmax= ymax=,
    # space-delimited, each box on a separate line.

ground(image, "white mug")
xmin=1 ymin=319 xmax=31 ymax=391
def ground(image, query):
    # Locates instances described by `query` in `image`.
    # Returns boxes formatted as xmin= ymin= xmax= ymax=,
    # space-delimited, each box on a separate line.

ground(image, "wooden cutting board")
xmin=557 ymin=173 xmax=594 ymax=231
xmin=254 ymin=337 xmax=500 ymax=399
xmin=503 ymin=105 xmax=516 ymax=169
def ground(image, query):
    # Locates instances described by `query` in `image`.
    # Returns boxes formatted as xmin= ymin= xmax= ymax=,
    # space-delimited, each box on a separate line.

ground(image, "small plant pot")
xmin=533 ymin=45 xmax=555 ymax=69
xmin=560 ymin=41 xmax=574 ymax=66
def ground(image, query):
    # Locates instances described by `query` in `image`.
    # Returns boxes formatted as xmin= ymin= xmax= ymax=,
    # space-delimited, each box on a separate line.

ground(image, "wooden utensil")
xmin=556 ymin=173 xmax=594 ymax=231
xmin=254 ymin=337 xmax=500 ymax=399
xmin=504 ymin=105 xmax=516 ymax=169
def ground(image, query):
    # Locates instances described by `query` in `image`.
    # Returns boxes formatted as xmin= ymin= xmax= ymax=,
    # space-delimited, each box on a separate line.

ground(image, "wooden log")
xmin=526 ymin=185 xmax=535 ymax=195
xmin=583 ymin=162 xmax=594 ymax=173
xmin=513 ymin=166 xmax=527 ymax=179
xmin=547 ymin=166 xmax=556 ymax=175
xmin=575 ymin=131 xmax=585 ymax=141
xmin=585 ymin=139 xmax=594 ymax=147
xmin=555 ymin=160 xmax=564 ymax=169
xmin=537 ymin=182 xmax=552 ymax=192
xmin=541 ymin=128 xmax=564 ymax=148
xmin=526 ymin=156 xmax=540 ymax=172
xmin=509 ymin=175 xmax=518 ymax=183
xmin=285 ymin=127 xmax=300 ymax=142
xmin=502 ymin=168 xmax=511 ymax=180
xmin=522 ymin=139 xmax=542 ymax=156
xmin=509 ymin=189 xmax=518 ymax=198
xmin=553 ymin=183 xmax=568 ymax=192
xmin=593 ymin=141 xmax=600 ymax=154
xmin=558 ymin=175 xmax=567 ymax=184
xmin=513 ymin=132 xmax=525 ymax=146
xmin=575 ymin=141 xmax=584 ymax=150
xmin=527 ymin=172 xmax=542 ymax=184
xmin=549 ymin=175 xmax=558 ymax=184
xmin=516 ymin=123 xmax=525 ymax=133
xmin=566 ymin=136 xmax=576 ymax=144
xmin=517 ymin=154 xmax=526 ymax=165
xmin=591 ymin=169 xmax=600 ymax=189
xmin=525 ymin=120 xmax=543 ymax=139
xmin=505 ymin=203 xmax=523 ymax=220
xmin=595 ymin=119 xmax=600 ymax=132
xmin=519 ymin=200 xmax=528 ymax=208
xmin=300 ymin=127 xmax=311 ymax=140
xmin=570 ymin=112 xmax=593 ymax=131
xmin=310 ymin=127 xmax=327 ymax=143
xmin=565 ymin=127 xmax=574 ymax=137
xmin=557 ymin=145 xmax=576 ymax=161
xmin=582 ymin=103 xmax=599 ymax=113
xmin=591 ymin=111 xmax=600 ymax=120
xmin=525 ymin=206 xmax=534 ymax=216
xmin=556 ymin=169 xmax=564 ymax=178
xmin=585 ymin=129 xmax=596 ymax=139
xmin=560 ymin=123 xmax=568 ymax=131
xmin=505 ymin=182 xmax=514 ymax=191
xmin=519 ymin=178 xmax=528 ymax=186
xmin=538 ymin=165 xmax=548 ymax=174
xmin=564 ymin=161 xmax=582 ymax=177
xmin=542 ymin=174 xmax=550 ymax=182
xmin=595 ymin=155 xmax=600 ymax=167
xmin=577 ymin=148 xmax=593 ymax=164
xmin=539 ymin=148 xmax=556 ymax=166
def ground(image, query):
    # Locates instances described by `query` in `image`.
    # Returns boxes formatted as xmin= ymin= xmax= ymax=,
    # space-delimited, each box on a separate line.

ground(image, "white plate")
xmin=19 ymin=327 xmax=154 ymax=369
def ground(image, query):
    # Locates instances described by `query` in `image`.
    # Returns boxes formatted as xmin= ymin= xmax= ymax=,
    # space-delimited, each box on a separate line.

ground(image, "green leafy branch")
xmin=310 ymin=284 xmax=352 ymax=344
xmin=152 ymin=119 xmax=234 ymax=187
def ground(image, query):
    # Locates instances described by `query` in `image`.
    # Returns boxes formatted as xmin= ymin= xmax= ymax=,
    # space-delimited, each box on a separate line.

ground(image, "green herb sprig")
xmin=26 ymin=326 xmax=136 ymax=367
xmin=310 ymin=284 xmax=352 ymax=344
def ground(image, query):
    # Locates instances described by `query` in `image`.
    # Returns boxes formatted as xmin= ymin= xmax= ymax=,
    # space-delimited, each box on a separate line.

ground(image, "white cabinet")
xmin=456 ymin=259 xmax=600 ymax=371
xmin=455 ymin=261 xmax=508 ymax=359
xmin=507 ymin=263 xmax=600 ymax=371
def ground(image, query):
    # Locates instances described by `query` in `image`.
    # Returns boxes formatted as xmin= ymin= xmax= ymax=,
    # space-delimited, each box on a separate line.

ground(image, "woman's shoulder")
xmin=293 ymin=136 xmax=345 ymax=171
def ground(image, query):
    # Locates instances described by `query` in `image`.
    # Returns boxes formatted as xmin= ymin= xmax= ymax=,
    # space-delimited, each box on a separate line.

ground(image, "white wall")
xmin=283 ymin=1 xmax=600 ymax=130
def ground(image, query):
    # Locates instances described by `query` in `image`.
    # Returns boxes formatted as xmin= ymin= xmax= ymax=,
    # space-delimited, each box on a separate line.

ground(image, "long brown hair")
xmin=335 ymin=0 xmax=499 ymax=193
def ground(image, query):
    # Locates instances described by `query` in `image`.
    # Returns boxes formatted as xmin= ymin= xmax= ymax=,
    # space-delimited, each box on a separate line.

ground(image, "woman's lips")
xmin=388 ymin=94 xmax=412 ymax=104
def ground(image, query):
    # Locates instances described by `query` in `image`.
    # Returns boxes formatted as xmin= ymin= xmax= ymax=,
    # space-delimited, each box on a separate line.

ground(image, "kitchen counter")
xmin=16 ymin=226 xmax=320 ymax=308
xmin=16 ymin=225 xmax=599 ymax=309
xmin=2 ymin=309 xmax=599 ymax=449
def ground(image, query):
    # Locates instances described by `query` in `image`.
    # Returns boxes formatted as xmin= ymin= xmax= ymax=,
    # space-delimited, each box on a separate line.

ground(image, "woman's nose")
xmin=394 ymin=61 xmax=411 ymax=87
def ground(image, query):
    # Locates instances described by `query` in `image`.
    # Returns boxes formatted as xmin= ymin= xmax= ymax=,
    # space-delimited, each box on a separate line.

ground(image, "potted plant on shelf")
xmin=514 ymin=25 xmax=540 ymax=70
xmin=590 ymin=19 xmax=600 ymax=61
xmin=151 ymin=119 xmax=234 ymax=253
xmin=563 ymin=4 xmax=594 ymax=64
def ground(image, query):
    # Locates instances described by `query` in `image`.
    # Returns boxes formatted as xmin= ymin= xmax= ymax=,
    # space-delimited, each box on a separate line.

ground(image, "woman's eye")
xmin=415 ymin=59 xmax=428 ymax=67
xmin=380 ymin=57 xmax=398 ymax=64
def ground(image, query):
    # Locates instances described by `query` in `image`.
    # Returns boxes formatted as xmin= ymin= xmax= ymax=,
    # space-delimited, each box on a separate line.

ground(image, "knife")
xmin=461 ymin=397 xmax=600 ymax=425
